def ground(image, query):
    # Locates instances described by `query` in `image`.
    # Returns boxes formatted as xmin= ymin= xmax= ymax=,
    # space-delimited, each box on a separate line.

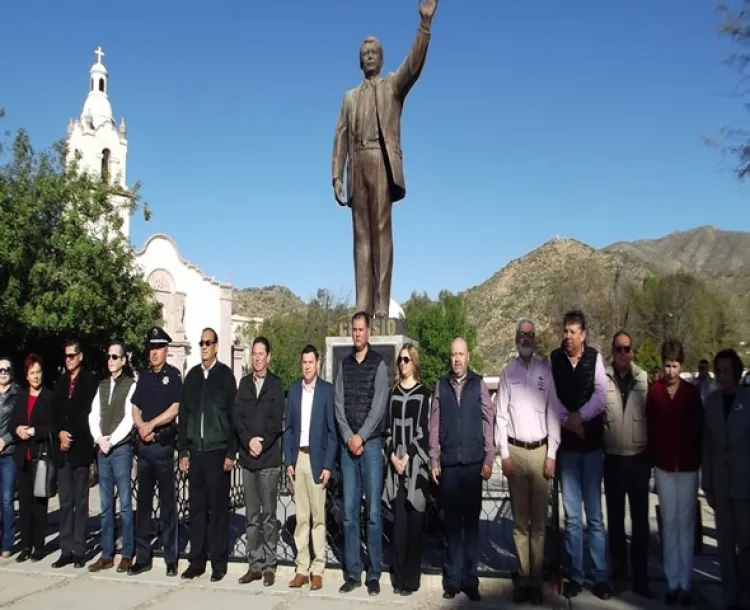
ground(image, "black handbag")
xmin=32 ymin=435 xmax=57 ymax=499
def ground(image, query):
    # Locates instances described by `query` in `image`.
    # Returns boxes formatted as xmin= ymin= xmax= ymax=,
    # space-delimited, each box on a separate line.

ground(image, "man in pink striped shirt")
xmin=495 ymin=318 xmax=561 ymax=605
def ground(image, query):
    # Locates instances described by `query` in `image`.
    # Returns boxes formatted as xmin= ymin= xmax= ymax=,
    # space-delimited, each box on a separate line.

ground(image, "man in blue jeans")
xmin=334 ymin=312 xmax=389 ymax=596
xmin=88 ymin=342 xmax=136 ymax=573
xmin=549 ymin=310 xmax=610 ymax=600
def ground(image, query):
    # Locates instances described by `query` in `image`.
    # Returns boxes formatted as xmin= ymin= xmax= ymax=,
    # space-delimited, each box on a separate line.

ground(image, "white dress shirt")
xmin=495 ymin=356 xmax=562 ymax=460
xmin=89 ymin=376 xmax=136 ymax=447
xmin=300 ymin=378 xmax=316 ymax=448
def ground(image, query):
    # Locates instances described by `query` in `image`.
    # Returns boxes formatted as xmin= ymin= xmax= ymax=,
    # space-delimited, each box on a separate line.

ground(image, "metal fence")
xmin=129 ymin=452 xmax=562 ymax=577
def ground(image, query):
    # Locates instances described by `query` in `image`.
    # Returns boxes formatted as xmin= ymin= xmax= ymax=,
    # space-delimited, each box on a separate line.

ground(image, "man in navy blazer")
xmin=283 ymin=345 xmax=337 ymax=590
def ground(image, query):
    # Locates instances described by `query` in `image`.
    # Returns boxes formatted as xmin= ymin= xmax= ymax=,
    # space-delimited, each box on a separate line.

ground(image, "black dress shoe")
xmin=181 ymin=565 xmax=205 ymax=580
xmin=73 ymin=556 xmax=86 ymax=569
xmin=529 ymin=587 xmax=544 ymax=606
xmin=366 ymin=580 xmax=380 ymax=596
xmin=680 ymin=590 xmax=692 ymax=607
xmin=166 ymin=563 xmax=178 ymax=577
xmin=52 ymin=553 xmax=73 ymax=568
xmin=339 ymin=579 xmax=361 ymax=593
xmin=128 ymin=562 xmax=152 ymax=575
xmin=30 ymin=549 xmax=44 ymax=562
xmin=15 ymin=550 xmax=30 ymax=563
xmin=442 ymin=591 xmax=456 ymax=600
xmin=400 ymin=590 xmax=413 ymax=597
xmin=513 ymin=585 xmax=529 ymax=604
xmin=562 ymin=580 xmax=582 ymax=599
xmin=463 ymin=587 xmax=482 ymax=602
xmin=593 ymin=581 xmax=612 ymax=600
xmin=665 ymin=590 xmax=679 ymax=606
xmin=210 ymin=571 xmax=226 ymax=583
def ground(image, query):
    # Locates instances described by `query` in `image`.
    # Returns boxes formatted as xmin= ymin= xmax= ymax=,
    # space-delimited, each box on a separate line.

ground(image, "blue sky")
xmin=2 ymin=0 xmax=749 ymax=304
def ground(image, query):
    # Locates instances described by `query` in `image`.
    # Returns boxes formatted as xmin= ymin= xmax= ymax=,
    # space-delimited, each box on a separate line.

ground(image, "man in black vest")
xmin=549 ymin=310 xmax=610 ymax=599
xmin=88 ymin=342 xmax=136 ymax=574
xmin=178 ymin=328 xmax=237 ymax=583
xmin=334 ymin=311 xmax=389 ymax=596
xmin=429 ymin=338 xmax=495 ymax=602
xmin=51 ymin=338 xmax=98 ymax=569
xmin=129 ymin=327 xmax=182 ymax=577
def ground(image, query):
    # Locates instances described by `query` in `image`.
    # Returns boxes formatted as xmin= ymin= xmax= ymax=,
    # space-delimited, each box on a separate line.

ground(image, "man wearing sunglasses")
xmin=602 ymin=331 xmax=653 ymax=598
xmin=129 ymin=326 xmax=182 ymax=577
xmin=51 ymin=339 xmax=99 ymax=569
xmin=87 ymin=342 xmax=136 ymax=574
xmin=177 ymin=329 xmax=237 ymax=583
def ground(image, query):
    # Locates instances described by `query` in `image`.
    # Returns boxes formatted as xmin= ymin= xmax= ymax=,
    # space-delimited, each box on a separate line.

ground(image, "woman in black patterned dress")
xmin=383 ymin=343 xmax=431 ymax=595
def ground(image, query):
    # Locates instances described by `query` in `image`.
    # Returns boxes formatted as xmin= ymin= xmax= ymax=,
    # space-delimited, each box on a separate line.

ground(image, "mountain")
xmin=232 ymin=285 xmax=305 ymax=320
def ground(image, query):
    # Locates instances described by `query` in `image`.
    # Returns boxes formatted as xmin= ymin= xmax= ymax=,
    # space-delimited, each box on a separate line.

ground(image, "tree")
xmin=0 ymin=129 xmax=161 ymax=373
xmin=403 ymin=290 xmax=482 ymax=390
xmin=713 ymin=2 xmax=750 ymax=179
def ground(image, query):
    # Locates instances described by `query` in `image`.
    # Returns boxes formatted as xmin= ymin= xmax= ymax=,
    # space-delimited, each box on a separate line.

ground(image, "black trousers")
xmin=391 ymin=478 xmax=425 ymax=592
xmin=603 ymin=452 xmax=651 ymax=586
xmin=136 ymin=443 xmax=177 ymax=565
xmin=17 ymin=460 xmax=48 ymax=552
xmin=188 ymin=450 xmax=230 ymax=572
xmin=57 ymin=461 xmax=89 ymax=557
xmin=441 ymin=463 xmax=482 ymax=593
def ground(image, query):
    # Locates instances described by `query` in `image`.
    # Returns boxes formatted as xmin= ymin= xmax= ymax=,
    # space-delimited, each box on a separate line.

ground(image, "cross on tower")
xmin=94 ymin=46 xmax=105 ymax=63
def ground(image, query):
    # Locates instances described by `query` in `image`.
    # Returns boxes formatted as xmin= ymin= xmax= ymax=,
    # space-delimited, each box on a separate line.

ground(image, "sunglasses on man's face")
xmin=107 ymin=354 xmax=122 ymax=361
xmin=64 ymin=352 xmax=80 ymax=360
xmin=614 ymin=345 xmax=632 ymax=354
xmin=397 ymin=356 xmax=411 ymax=364
xmin=0 ymin=367 xmax=10 ymax=374
xmin=199 ymin=340 xmax=215 ymax=348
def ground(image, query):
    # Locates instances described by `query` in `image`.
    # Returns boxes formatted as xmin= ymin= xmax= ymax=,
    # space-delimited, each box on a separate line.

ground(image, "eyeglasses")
xmin=0 ymin=367 xmax=10 ymax=374
xmin=614 ymin=345 xmax=632 ymax=354
xmin=107 ymin=354 xmax=122 ymax=361
xmin=199 ymin=340 xmax=216 ymax=348
xmin=64 ymin=352 xmax=80 ymax=360
xmin=397 ymin=356 xmax=411 ymax=364
xmin=517 ymin=332 xmax=535 ymax=340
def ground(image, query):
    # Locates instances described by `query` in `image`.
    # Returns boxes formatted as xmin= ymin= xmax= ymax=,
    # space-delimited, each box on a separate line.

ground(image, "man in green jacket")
xmin=177 ymin=328 xmax=237 ymax=583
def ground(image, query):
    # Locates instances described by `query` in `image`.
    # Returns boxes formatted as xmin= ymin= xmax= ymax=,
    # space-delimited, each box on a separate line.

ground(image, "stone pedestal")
xmin=323 ymin=318 xmax=417 ymax=384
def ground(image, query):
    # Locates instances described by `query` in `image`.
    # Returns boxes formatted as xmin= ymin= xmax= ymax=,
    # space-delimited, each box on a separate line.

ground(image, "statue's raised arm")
xmin=392 ymin=0 xmax=438 ymax=99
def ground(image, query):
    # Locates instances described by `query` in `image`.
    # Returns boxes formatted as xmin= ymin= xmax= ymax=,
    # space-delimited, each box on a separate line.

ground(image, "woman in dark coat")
xmin=11 ymin=354 xmax=54 ymax=562
xmin=382 ymin=343 xmax=431 ymax=595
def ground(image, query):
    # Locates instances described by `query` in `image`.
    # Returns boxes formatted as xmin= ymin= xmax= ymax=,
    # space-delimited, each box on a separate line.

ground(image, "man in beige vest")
xmin=602 ymin=331 xmax=652 ymax=598
xmin=332 ymin=0 xmax=437 ymax=317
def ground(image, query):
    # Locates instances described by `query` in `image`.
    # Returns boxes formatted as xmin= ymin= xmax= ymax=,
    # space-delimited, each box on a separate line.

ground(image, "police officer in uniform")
xmin=128 ymin=327 xmax=182 ymax=577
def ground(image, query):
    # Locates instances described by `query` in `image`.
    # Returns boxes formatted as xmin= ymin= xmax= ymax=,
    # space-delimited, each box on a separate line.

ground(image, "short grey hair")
xmin=515 ymin=318 xmax=536 ymax=335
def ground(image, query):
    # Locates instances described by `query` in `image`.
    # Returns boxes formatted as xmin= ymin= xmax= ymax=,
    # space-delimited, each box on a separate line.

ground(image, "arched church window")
xmin=101 ymin=148 xmax=110 ymax=181
xmin=99 ymin=78 xmax=105 ymax=92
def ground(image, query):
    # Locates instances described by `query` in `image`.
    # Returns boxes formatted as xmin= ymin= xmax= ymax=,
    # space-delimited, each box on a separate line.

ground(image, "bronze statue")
xmin=332 ymin=0 xmax=438 ymax=318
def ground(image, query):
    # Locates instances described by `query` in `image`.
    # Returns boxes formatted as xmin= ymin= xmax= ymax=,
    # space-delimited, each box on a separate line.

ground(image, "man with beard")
xmin=496 ymin=319 xmax=560 ymax=605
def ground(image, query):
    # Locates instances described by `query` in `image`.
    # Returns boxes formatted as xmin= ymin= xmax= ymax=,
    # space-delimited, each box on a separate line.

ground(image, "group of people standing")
xmin=0 ymin=308 xmax=748 ymax=609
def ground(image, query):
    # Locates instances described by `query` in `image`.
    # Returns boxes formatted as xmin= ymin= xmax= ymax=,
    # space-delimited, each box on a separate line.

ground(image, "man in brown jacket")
xmin=332 ymin=0 xmax=437 ymax=317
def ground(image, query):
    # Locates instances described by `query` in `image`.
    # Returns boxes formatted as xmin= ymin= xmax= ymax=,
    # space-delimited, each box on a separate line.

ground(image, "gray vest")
xmin=99 ymin=375 xmax=134 ymax=439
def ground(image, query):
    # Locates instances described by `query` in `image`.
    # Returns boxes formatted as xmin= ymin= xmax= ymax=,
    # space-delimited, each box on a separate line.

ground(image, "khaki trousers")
xmin=507 ymin=444 xmax=549 ymax=586
xmin=293 ymin=452 xmax=327 ymax=575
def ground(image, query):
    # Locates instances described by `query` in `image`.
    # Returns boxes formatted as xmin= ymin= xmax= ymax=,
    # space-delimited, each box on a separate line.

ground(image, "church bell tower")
xmin=67 ymin=46 xmax=131 ymax=240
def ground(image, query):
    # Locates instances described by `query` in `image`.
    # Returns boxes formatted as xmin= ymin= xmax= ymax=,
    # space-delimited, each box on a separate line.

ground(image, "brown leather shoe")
xmin=263 ymin=571 xmax=275 ymax=587
xmin=116 ymin=558 xmax=132 ymax=573
xmin=311 ymin=575 xmax=323 ymax=590
xmin=88 ymin=557 xmax=114 ymax=572
xmin=238 ymin=569 xmax=262 ymax=584
xmin=289 ymin=573 xmax=310 ymax=588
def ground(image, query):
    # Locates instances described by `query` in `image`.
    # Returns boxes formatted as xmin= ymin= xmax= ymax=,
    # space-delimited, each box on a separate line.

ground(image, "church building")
xmin=66 ymin=47 xmax=242 ymax=378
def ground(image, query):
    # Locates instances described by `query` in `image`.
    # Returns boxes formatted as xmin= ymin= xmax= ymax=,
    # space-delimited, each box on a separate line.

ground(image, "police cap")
xmin=147 ymin=326 xmax=172 ymax=348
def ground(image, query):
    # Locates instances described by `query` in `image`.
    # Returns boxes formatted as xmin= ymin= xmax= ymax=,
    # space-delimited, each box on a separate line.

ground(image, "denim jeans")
xmin=559 ymin=449 xmax=607 ymax=584
xmin=0 ymin=455 xmax=16 ymax=552
xmin=340 ymin=438 xmax=383 ymax=582
xmin=98 ymin=444 xmax=134 ymax=559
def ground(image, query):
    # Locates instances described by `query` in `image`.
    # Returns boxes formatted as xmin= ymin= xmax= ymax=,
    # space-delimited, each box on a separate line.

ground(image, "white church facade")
xmin=66 ymin=47 xmax=243 ymax=377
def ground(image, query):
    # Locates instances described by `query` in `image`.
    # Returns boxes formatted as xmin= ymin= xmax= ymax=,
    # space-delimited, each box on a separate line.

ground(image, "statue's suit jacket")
xmin=702 ymin=387 xmax=750 ymax=499
xmin=332 ymin=24 xmax=432 ymax=204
